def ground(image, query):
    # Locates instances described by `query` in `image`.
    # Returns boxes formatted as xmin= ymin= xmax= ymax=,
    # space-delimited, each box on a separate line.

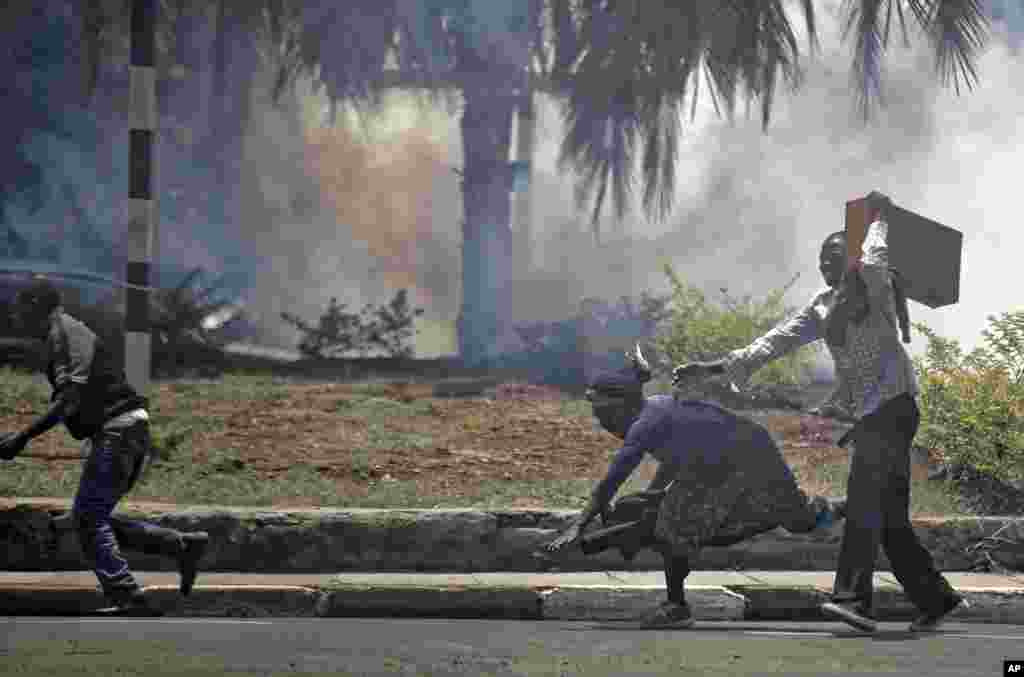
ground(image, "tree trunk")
xmin=458 ymin=87 xmax=517 ymax=365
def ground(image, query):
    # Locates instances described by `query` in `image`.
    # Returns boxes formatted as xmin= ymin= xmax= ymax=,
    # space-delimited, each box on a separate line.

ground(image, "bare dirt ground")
xmin=5 ymin=378 xmax=941 ymax=510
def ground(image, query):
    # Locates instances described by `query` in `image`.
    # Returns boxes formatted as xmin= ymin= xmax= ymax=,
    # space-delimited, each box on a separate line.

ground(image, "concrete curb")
xmin=538 ymin=586 xmax=747 ymax=621
xmin=4 ymin=500 xmax=1022 ymax=574
xmin=3 ymin=575 xmax=1023 ymax=624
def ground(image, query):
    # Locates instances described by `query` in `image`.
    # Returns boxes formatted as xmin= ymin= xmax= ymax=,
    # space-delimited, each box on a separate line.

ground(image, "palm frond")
xmin=883 ymin=0 xmax=896 ymax=46
xmin=81 ymin=0 xmax=109 ymax=99
xmin=843 ymin=0 xmax=989 ymax=118
xmin=842 ymin=0 xmax=886 ymax=120
xmin=279 ymin=0 xmax=401 ymax=108
xmin=552 ymin=0 xmax=815 ymax=230
xmin=797 ymin=0 xmax=820 ymax=53
xmin=552 ymin=0 xmax=699 ymax=230
xmin=895 ymin=0 xmax=911 ymax=46
xmin=926 ymin=0 xmax=989 ymax=95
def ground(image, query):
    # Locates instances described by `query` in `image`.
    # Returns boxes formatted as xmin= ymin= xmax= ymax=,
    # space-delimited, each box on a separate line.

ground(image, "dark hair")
xmin=588 ymin=370 xmax=644 ymax=400
xmin=16 ymin=277 xmax=62 ymax=314
xmin=821 ymin=231 xmax=846 ymax=250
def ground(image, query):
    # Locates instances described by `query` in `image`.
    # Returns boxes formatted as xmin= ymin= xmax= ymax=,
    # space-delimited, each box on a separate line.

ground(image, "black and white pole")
xmin=126 ymin=0 xmax=157 ymax=394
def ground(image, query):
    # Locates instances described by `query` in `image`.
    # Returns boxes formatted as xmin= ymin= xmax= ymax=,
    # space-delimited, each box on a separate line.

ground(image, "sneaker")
xmin=909 ymin=597 xmax=970 ymax=632
xmin=177 ymin=531 xmax=209 ymax=597
xmin=638 ymin=601 xmax=696 ymax=629
xmin=814 ymin=506 xmax=834 ymax=530
xmin=810 ymin=497 xmax=845 ymax=530
xmin=821 ymin=601 xmax=877 ymax=632
xmin=94 ymin=595 xmax=163 ymax=617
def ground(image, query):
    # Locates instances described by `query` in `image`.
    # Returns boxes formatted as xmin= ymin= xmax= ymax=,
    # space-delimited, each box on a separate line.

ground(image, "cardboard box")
xmin=845 ymin=196 xmax=963 ymax=308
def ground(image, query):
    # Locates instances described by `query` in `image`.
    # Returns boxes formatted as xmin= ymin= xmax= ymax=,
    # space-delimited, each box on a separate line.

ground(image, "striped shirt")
xmin=721 ymin=220 xmax=917 ymax=420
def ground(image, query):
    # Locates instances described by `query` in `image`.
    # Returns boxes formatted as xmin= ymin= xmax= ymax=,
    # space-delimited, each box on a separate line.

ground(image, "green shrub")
xmin=150 ymin=268 xmax=242 ymax=376
xmin=281 ymin=289 xmax=424 ymax=359
xmin=914 ymin=316 xmax=1024 ymax=484
xmin=653 ymin=263 xmax=820 ymax=385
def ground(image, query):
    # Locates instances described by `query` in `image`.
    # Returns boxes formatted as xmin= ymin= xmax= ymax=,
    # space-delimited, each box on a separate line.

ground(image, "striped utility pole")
xmin=125 ymin=0 xmax=157 ymax=394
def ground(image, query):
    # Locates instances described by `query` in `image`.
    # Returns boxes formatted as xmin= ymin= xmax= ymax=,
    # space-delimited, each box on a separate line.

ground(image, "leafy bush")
xmin=914 ymin=316 xmax=1024 ymax=484
xmin=653 ymin=263 xmax=820 ymax=386
xmin=281 ymin=289 xmax=424 ymax=359
xmin=150 ymin=268 xmax=243 ymax=376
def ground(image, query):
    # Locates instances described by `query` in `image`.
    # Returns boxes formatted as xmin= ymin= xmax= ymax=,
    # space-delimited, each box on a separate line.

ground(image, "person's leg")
xmin=882 ymin=466 xmax=962 ymax=621
xmin=107 ymin=422 xmax=184 ymax=556
xmin=822 ymin=412 xmax=890 ymax=631
xmin=775 ymin=476 xmax=840 ymax=533
xmin=108 ymin=421 xmax=209 ymax=596
xmin=876 ymin=398 xmax=963 ymax=629
xmin=648 ymin=477 xmax=717 ymax=628
xmin=830 ymin=429 xmax=887 ymax=606
xmin=664 ymin=551 xmax=691 ymax=606
xmin=72 ymin=431 xmax=154 ymax=612
xmin=738 ymin=431 xmax=841 ymax=535
xmin=639 ymin=545 xmax=696 ymax=628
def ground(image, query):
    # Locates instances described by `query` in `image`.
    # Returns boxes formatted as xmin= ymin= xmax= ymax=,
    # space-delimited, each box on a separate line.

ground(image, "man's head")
xmin=13 ymin=278 xmax=61 ymax=338
xmin=819 ymin=231 xmax=847 ymax=288
xmin=586 ymin=345 xmax=651 ymax=439
xmin=821 ymin=191 xmax=893 ymax=288
xmin=586 ymin=380 xmax=643 ymax=439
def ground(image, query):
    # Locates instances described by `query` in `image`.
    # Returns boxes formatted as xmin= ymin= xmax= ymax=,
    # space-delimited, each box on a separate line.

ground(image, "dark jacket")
xmin=46 ymin=310 xmax=148 ymax=440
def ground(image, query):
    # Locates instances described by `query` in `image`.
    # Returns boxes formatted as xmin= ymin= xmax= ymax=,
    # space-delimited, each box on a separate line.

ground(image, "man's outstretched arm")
xmin=0 ymin=386 xmax=81 ymax=459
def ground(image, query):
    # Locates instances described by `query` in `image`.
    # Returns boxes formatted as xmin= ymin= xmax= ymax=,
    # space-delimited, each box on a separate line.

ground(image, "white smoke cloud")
xmin=195 ymin=0 xmax=1024 ymax=359
xmin=515 ymin=0 xmax=1024 ymax=358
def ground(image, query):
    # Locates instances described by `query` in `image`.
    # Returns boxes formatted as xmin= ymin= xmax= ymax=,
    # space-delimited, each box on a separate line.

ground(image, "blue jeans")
xmin=72 ymin=421 xmax=184 ymax=602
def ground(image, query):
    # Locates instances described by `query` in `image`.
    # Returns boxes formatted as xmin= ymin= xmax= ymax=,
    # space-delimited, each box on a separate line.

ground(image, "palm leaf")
xmin=843 ymin=0 xmax=989 ymax=118
xmin=842 ymin=0 xmax=886 ymax=119
xmin=81 ymin=0 xmax=109 ymax=99
xmin=553 ymin=0 xmax=814 ymax=230
xmin=927 ymin=0 xmax=989 ymax=95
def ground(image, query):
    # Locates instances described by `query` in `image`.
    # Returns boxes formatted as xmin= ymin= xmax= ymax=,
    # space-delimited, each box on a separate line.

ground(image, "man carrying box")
xmin=671 ymin=192 xmax=967 ymax=633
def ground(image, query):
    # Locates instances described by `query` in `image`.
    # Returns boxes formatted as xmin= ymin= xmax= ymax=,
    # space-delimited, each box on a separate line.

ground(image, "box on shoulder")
xmin=845 ymin=196 xmax=962 ymax=309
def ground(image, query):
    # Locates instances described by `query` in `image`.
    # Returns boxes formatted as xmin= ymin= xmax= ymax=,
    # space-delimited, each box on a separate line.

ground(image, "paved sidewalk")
xmin=2 ymin=570 xmax=1022 ymax=623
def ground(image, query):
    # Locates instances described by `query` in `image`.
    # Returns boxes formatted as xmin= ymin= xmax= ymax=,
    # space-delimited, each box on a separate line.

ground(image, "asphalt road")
xmin=3 ymin=617 xmax=1022 ymax=676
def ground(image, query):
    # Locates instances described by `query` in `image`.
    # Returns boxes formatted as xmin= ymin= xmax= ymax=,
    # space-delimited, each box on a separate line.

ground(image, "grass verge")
xmin=0 ymin=367 xmax=970 ymax=515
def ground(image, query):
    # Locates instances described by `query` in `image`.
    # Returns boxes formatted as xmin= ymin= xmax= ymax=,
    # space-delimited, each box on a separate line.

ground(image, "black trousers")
xmin=831 ymin=393 xmax=959 ymax=615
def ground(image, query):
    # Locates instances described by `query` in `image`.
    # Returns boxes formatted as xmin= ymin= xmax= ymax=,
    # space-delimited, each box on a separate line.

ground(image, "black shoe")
xmin=178 ymin=531 xmax=209 ymax=597
xmin=821 ymin=601 xmax=877 ymax=632
xmin=94 ymin=595 xmax=163 ymax=617
xmin=909 ymin=596 xmax=970 ymax=632
xmin=638 ymin=601 xmax=696 ymax=629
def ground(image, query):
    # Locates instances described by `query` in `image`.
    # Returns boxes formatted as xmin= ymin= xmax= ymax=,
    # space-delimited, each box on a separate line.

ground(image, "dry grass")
xmin=0 ymin=369 xmax=962 ymax=514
